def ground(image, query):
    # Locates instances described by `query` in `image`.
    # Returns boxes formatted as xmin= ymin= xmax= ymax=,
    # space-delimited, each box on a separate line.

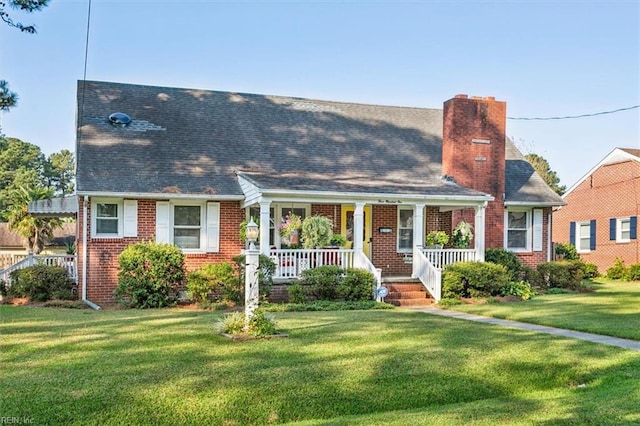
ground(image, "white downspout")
xmin=82 ymin=195 xmax=101 ymax=310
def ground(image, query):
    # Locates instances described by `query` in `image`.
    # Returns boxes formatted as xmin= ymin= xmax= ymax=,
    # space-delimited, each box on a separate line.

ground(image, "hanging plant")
xmin=301 ymin=215 xmax=334 ymax=249
xmin=452 ymin=221 xmax=473 ymax=248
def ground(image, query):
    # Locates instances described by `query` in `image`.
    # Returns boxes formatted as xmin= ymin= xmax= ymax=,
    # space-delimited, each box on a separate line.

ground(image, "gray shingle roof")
xmin=505 ymin=140 xmax=565 ymax=205
xmin=76 ymin=80 xmax=559 ymax=204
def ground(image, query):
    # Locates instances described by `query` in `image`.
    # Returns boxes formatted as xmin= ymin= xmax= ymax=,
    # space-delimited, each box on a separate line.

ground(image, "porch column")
xmin=474 ymin=202 xmax=486 ymax=262
xmin=259 ymin=200 xmax=271 ymax=257
xmin=353 ymin=202 xmax=365 ymax=253
xmin=413 ymin=203 xmax=425 ymax=249
xmin=412 ymin=203 xmax=425 ymax=278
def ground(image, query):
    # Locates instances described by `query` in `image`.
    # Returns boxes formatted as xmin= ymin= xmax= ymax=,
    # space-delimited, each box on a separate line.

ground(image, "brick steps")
xmin=382 ymin=280 xmax=434 ymax=307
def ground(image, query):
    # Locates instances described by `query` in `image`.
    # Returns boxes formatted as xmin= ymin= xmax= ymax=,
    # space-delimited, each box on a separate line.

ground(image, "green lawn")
xmin=448 ymin=278 xmax=640 ymax=340
xmin=1 ymin=305 xmax=640 ymax=425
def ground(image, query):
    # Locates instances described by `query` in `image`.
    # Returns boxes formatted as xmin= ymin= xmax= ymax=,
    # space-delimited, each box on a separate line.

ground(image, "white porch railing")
xmin=0 ymin=254 xmax=29 ymax=271
xmin=353 ymin=251 xmax=383 ymax=301
xmin=422 ymin=248 xmax=477 ymax=269
xmin=270 ymin=248 xmax=355 ymax=279
xmin=0 ymin=253 xmax=78 ymax=283
xmin=413 ymin=246 xmax=442 ymax=302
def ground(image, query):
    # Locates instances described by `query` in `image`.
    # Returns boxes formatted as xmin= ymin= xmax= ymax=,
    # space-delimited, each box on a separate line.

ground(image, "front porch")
xmin=269 ymin=246 xmax=479 ymax=301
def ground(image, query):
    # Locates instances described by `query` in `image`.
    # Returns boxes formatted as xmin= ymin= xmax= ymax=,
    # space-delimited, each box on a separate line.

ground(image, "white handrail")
xmin=0 ymin=254 xmax=77 ymax=283
xmin=413 ymin=245 xmax=442 ymax=301
xmin=354 ymin=251 xmax=382 ymax=301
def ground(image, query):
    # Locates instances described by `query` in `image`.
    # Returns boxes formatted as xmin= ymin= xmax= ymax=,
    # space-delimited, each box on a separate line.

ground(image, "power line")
xmin=507 ymin=105 xmax=639 ymax=121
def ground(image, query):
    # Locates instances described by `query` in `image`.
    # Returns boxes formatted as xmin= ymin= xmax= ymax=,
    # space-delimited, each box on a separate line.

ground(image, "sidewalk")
xmin=411 ymin=306 xmax=640 ymax=352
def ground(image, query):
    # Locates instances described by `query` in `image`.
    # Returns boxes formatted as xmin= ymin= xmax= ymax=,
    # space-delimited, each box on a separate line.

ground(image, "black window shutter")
xmin=569 ymin=222 xmax=575 ymax=246
xmin=631 ymin=216 xmax=638 ymax=240
xmin=590 ymin=220 xmax=596 ymax=250
xmin=610 ymin=218 xmax=616 ymax=240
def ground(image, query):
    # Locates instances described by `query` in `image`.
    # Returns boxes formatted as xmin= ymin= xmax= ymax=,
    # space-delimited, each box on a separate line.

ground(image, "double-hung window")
xmin=618 ymin=218 xmax=631 ymax=242
xmin=92 ymin=198 xmax=138 ymax=238
xmin=577 ymin=221 xmax=592 ymax=252
xmin=398 ymin=208 xmax=414 ymax=252
xmin=156 ymin=201 xmax=219 ymax=252
xmin=173 ymin=205 xmax=202 ymax=249
xmin=506 ymin=210 xmax=529 ymax=251
xmin=96 ymin=202 xmax=119 ymax=235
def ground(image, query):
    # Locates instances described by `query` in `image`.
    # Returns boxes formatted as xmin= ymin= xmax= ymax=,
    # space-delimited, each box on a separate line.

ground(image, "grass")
xmin=447 ymin=278 xmax=640 ymax=340
xmin=1 ymin=305 xmax=640 ymax=425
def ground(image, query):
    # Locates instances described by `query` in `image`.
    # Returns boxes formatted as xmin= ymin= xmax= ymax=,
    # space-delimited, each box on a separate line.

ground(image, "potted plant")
xmin=426 ymin=230 xmax=449 ymax=248
xmin=451 ymin=221 xmax=473 ymax=248
xmin=330 ymin=234 xmax=348 ymax=247
xmin=301 ymin=215 xmax=333 ymax=249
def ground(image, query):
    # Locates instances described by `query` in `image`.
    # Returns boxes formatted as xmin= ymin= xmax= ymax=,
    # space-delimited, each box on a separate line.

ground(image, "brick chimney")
xmin=442 ymin=94 xmax=507 ymax=248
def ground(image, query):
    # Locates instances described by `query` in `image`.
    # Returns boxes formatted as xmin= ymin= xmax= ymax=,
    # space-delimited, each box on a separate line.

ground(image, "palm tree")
xmin=5 ymin=186 xmax=61 ymax=254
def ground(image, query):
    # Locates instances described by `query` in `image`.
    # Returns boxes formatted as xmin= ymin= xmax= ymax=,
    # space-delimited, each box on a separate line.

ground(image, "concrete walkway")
xmin=410 ymin=306 xmax=640 ymax=352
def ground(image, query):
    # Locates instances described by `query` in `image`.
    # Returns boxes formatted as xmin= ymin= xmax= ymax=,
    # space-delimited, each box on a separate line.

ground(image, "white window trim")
xmin=504 ymin=209 xmax=532 ymax=252
xmin=617 ymin=217 xmax=631 ymax=243
xmin=170 ymin=201 xmax=206 ymax=252
xmin=92 ymin=198 xmax=123 ymax=238
xmin=576 ymin=221 xmax=591 ymax=253
xmin=397 ymin=207 xmax=414 ymax=253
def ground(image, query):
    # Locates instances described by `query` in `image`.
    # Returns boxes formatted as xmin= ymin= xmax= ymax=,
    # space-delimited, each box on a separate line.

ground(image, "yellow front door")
xmin=341 ymin=205 xmax=372 ymax=258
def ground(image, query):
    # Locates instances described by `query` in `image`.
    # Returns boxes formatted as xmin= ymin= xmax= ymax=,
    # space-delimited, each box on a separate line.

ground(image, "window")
xmin=156 ymin=201 xmax=219 ymax=252
xmin=173 ymin=205 xmax=202 ymax=249
xmin=506 ymin=210 xmax=529 ymax=251
xmin=618 ymin=218 xmax=631 ymax=242
xmin=398 ymin=208 xmax=414 ymax=252
xmin=577 ymin=222 xmax=591 ymax=252
xmin=96 ymin=202 xmax=119 ymax=235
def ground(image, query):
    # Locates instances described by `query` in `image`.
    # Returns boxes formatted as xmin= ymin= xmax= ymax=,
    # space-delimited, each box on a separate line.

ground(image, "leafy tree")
xmin=44 ymin=149 xmax=75 ymax=195
xmin=524 ymin=153 xmax=566 ymax=196
xmin=5 ymin=185 xmax=61 ymax=254
xmin=0 ymin=0 xmax=50 ymax=111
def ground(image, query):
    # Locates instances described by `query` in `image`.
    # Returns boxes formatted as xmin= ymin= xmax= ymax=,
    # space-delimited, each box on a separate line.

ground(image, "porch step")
xmin=381 ymin=280 xmax=434 ymax=307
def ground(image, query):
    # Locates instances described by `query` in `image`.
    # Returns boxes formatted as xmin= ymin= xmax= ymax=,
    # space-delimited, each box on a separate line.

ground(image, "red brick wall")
xmin=78 ymin=198 xmax=244 ymax=304
xmin=442 ymin=95 xmax=506 ymax=249
xmin=553 ymin=159 xmax=640 ymax=273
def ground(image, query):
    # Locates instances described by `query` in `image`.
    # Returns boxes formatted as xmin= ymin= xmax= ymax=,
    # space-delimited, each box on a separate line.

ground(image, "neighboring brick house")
xmin=74 ymin=81 xmax=564 ymax=305
xmin=553 ymin=148 xmax=640 ymax=273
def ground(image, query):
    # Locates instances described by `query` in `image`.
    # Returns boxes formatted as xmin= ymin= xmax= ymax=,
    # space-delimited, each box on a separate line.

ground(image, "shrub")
xmin=186 ymin=262 xmax=236 ymax=305
xmin=115 ymin=242 xmax=185 ymax=308
xmin=554 ymin=242 xmax=580 ymax=260
xmin=485 ymin=248 xmax=522 ymax=281
xmin=216 ymin=311 xmax=245 ymax=335
xmin=337 ymin=268 xmax=375 ymax=301
xmin=537 ymin=260 xmax=585 ymax=290
xmin=606 ymin=258 xmax=630 ymax=280
xmin=215 ymin=309 xmax=277 ymax=337
xmin=442 ymin=262 xmax=510 ymax=299
xmin=629 ymin=263 xmax=640 ymax=281
xmin=287 ymin=283 xmax=307 ymax=304
xmin=231 ymin=254 xmax=276 ymax=302
xmin=300 ymin=265 xmax=342 ymax=300
xmin=500 ymin=281 xmax=536 ymax=300
xmin=7 ymin=265 xmax=76 ymax=302
xmin=583 ymin=263 xmax=600 ymax=279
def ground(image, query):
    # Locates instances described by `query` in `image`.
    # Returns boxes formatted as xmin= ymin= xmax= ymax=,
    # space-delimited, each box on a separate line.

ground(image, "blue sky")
xmin=1 ymin=0 xmax=638 ymax=188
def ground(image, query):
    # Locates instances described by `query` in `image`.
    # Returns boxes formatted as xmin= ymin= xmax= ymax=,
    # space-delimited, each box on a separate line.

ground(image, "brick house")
xmin=552 ymin=148 xmax=639 ymax=273
xmin=74 ymin=81 xmax=564 ymax=305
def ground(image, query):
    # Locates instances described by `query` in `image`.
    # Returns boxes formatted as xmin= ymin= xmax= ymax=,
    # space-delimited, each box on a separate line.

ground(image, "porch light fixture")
xmin=246 ymin=219 xmax=259 ymax=247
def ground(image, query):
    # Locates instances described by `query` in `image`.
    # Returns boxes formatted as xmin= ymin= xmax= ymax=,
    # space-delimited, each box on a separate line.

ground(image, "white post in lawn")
xmin=245 ymin=219 xmax=260 ymax=331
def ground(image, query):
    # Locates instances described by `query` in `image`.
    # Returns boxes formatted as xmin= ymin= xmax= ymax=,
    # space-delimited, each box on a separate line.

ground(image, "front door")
xmin=341 ymin=205 xmax=372 ymax=258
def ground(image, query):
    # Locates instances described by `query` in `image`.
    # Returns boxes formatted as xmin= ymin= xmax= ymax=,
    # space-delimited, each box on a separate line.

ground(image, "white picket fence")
xmin=0 ymin=253 xmax=77 ymax=283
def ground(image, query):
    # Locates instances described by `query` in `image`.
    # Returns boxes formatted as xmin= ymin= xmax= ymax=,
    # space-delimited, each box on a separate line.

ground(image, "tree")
xmin=5 ymin=185 xmax=61 ymax=254
xmin=524 ymin=153 xmax=566 ymax=196
xmin=0 ymin=137 xmax=74 ymax=219
xmin=0 ymin=0 xmax=50 ymax=111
